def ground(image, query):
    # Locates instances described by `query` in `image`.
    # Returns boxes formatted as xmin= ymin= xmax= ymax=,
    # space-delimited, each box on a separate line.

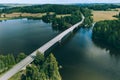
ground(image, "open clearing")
xmin=1 ymin=13 xmax=46 ymax=18
xmin=0 ymin=12 xmax=71 ymax=20
xmin=56 ymin=14 xmax=71 ymax=18
xmin=0 ymin=13 xmax=47 ymax=20
xmin=92 ymin=10 xmax=119 ymax=22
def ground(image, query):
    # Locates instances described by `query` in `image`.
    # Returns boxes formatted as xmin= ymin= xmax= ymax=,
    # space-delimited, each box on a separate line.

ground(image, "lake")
xmin=52 ymin=27 xmax=120 ymax=80
xmin=0 ymin=18 xmax=120 ymax=80
xmin=0 ymin=18 xmax=60 ymax=55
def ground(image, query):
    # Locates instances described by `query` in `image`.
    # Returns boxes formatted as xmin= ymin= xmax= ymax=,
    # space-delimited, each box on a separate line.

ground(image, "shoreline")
xmin=0 ymin=12 xmax=46 ymax=21
xmin=0 ymin=12 xmax=71 ymax=21
xmin=92 ymin=37 xmax=120 ymax=55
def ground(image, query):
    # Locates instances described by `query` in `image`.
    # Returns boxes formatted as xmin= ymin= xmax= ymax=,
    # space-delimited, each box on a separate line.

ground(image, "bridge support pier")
xmin=58 ymin=40 xmax=62 ymax=45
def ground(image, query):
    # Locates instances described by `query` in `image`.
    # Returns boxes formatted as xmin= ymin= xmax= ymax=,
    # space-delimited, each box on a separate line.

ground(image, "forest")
xmin=0 ymin=5 xmax=79 ymax=14
xmin=20 ymin=52 xmax=61 ymax=80
xmin=0 ymin=4 xmax=93 ymax=30
xmin=0 ymin=52 xmax=61 ymax=80
xmin=93 ymin=19 xmax=120 ymax=51
xmin=41 ymin=6 xmax=93 ymax=30
xmin=42 ymin=10 xmax=82 ymax=30
xmin=0 ymin=53 xmax=26 ymax=74
xmin=77 ymin=4 xmax=120 ymax=10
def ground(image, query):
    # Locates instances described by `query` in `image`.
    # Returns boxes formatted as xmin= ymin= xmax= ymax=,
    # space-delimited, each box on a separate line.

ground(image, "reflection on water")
xmin=0 ymin=18 xmax=60 ymax=55
xmin=52 ymin=27 xmax=120 ymax=80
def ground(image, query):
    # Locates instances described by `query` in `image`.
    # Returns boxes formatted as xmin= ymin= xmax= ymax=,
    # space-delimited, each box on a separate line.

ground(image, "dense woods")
xmin=20 ymin=52 xmax=61 ymax=80
xmin=0 ymin=54 xmax=15 ymax=74
xmin=77 ymin=4 xmax=120 ymax=10
xmin=81 ymin=8 xmax=93 ymax=27
xmin=93 ymin=20 xmax=120 ymax=51
xmin=41 ymin=6 xmax=93 ymax=30
xmin=0 ymin=5 xmax=79 ymax=14
xmin=0 ymin=53 xmax=26 ymax=74
xmin=42 ymin=10 xmax=82 ymax=30
xmin=0 ymin=52 xmax=61 ymax=80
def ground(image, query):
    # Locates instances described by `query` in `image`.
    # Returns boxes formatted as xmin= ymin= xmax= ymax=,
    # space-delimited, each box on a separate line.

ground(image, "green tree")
xmin=44 ymin=53 xmax=61 ymax=80
xmin=16 ymin=53 xmax=26 ymax=62
xmin=34 ymin=51 xmax=44 ymax=65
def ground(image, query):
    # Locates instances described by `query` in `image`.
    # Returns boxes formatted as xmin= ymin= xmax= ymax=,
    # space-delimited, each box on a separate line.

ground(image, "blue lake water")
xmin=0 ymin=18 xmax=60 ymax=55
xmin=0 ymin=19 xmax=120 ymax=80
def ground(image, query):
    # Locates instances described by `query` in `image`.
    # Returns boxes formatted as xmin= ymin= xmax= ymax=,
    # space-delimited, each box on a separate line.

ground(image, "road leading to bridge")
xmin=0 ymin=14 xmax=85 ymax=80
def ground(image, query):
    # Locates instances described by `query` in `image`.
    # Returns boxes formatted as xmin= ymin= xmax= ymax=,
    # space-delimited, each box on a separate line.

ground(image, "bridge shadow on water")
xmin=44 ymin=26 xmax=82 ymax=57
xmin=48 ymin=26 xmax=120 ymax=80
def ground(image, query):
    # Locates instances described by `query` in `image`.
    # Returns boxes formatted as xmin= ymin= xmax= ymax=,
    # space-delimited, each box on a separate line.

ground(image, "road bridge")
xmin=0 ymin=14 xmax=85 ymax=80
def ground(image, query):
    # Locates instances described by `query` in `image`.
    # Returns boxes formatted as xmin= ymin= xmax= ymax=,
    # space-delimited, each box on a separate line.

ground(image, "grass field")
xmin=0 ymin=13 xmax=47 ymax=20
xmin=56 ymin=14 xmax=71 ymax=18
xmin=92 ymin=10 xmax=119 ymax=22
xmin=0 ymin=12 xmax=71 ymax=21
xmin=3 ymin=13 xmax=46 ymax=18
xmin=0 ymin=18 xmax=11 ymax=20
